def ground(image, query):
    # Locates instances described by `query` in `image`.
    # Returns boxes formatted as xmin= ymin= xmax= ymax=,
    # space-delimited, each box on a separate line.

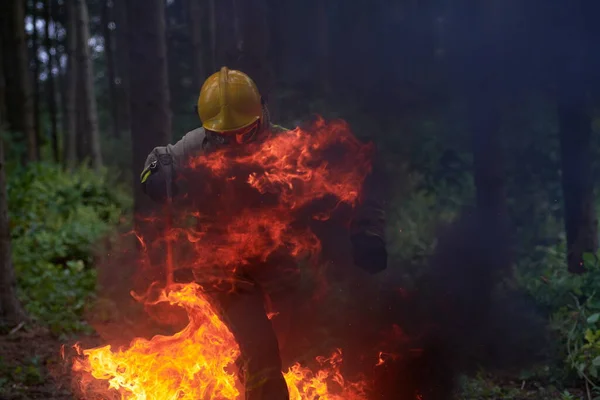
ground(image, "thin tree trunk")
xmin=64 ymin=0 xmax=77 ymax=169
xmin=452 ymin=1 xmax=509 ymax=224
xmin=0 ymin=0 xmax=38 ymax=164
xmin=0 ymin=39 xmax=6 ymax=122
xmin=188 ymin=0 xmax=206 ymax=90
xmin=470 ymin=99 xmax=507 ymax=222
xmin=0 ymin=38 xmax=28 ymax=326
xmin=76 ymin=66 xmax=86 ymax=162
xmin=208 ymin=0 xmax=217 ymax=72
xmin=44 ymin=0 xmax=59 ymax=162
xmin=127 ymin=0 xmax=172 ymax=219
xmin=558 ymin=93 xmax=597 ymax=274
xmin=31 ymin=0 xmax=42 ymax=160
xmin=554 ymin=0 xmax=598 ymax=274
xmin=0 ymin=136 xmax=27 ymax=326
xmin=265 ymin=0 xmax=284 ymax=79
xmin=75 ymin=0 xmax=102 ymax=170
xmin=315 ymin=0 xmax=331 ymax=96
xmin=102 ymin=0 xmax=120 ymax=139
xmin=212 ymin=0 xmax=237 ymax=71
xmin=114 ymin=0 xmax=130 ymax=133
xmin=233 ymin=0 xmax=272 ymax=94
xmin=54 ymin=2 xmax=64 ymax=148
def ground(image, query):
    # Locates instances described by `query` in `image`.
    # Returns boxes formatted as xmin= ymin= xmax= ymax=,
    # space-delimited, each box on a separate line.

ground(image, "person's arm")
xmin=140 ymin=128 xmax=206 ymax=203
xmin=350 ymin=152 xmax=388 ymax=274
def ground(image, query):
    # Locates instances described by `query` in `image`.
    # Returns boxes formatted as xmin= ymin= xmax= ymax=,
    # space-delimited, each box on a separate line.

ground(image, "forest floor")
xmin=0 ymin=327 xmax=101 ymax=400
xmin=0 ymin=326 xmax=588 ymax=400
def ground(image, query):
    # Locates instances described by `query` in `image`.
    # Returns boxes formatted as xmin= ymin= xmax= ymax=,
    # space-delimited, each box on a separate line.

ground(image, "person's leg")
xmin=210 ymin=276 xmax=289 ymax=400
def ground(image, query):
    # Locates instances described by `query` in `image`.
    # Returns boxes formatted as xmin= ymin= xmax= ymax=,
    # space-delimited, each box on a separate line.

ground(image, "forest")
xmin=2 ymin=0 xmax=600 ymax=399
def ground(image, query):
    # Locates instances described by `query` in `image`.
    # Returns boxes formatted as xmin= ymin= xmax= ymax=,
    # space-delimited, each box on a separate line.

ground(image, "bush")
xmin=7 ymin=163 xmax=131 ymax=334
xmin=516 ymin=241 xmax=600 ymax=394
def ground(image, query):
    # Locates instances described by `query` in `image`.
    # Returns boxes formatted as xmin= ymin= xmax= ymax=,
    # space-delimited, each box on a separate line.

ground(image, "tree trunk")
xmin=233 ymin=0 xmax=272 ymax=94
xmin=102 ymin=0 xmax=120 ymax=139
xmin=127 ymin=0 xmax=172 ymax=219
xmin=31 ymin=0 xmax=42 ymax=160
xmin=0 ymin=0 xmax=38 ymax=163
xmin=470 ymin=99 xmax=507 ymax=222
xmin=452 ymin=1 xmax=509 ymax=224
xmin=44 ymin=0 xmax=59 ymax=162
xmin=0 ymin=39 xmax=28 ymax=327
xmin=558 ymin=94 xmax=597 ymax=274
xmin=76 ymin=66 xmax=86 ymax=162
xmin=188 ymin=0 xmax=206 ymax=90
xmin=64 ymin=0 xmax=78 ymax=169
xmin=114 ymin=0 xmax=131 ymax=133
xmin=265 ymin=0 xmax=284 ymax=80
xmin=208 ymin=0 xmax=217 ymax=72
xmin=315 ymin=0 xmax=330 ymax=96
xmin=555 ymin=0 xmax=598 ymax=274
xmin=75 ymin=0 xmax=103 ymax=170
xmin=211 ymin=0 xmax=237 ymax=72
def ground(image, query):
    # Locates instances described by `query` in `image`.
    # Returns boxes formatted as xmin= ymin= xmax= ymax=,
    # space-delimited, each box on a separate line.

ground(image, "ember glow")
xmin=70 ymin=118 xmax=375 ymax=399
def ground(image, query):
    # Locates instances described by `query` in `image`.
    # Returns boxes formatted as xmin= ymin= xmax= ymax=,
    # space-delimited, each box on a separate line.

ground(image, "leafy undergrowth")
xmin=7 ymin=163 xmax=131 ymax=335
xmin=458 ymin=374 xmax=585 ymax=400
xmin=0 ymin=327 xmax=102 ymax=400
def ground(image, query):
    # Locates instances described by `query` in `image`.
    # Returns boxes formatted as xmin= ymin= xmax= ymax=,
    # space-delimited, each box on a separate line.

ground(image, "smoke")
xmin=86 ymin=134 xmax=549 ymax=399
xmin=277 ymin=206 xmax=550 ymax=400
xmin=365 ymin=209 xmax=550 ymax=399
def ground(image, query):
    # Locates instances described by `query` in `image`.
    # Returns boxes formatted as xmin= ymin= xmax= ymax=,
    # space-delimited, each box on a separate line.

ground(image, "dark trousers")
xmin=206 ymin=275 xmax=290 ymax=400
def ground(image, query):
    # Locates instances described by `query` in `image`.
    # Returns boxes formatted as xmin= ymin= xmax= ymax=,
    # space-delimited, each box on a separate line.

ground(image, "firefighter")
xmin=140 ymin=67 xmax=387 ymax=400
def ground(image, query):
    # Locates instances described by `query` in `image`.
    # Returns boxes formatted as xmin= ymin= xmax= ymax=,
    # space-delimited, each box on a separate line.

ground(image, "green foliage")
xmin=516 ymin=244 xmax=600 ymax=395
xmin=7 ymin=163 xmax=130 ymax=334
xmin=458 ymin=373 xmax=580 ymax=400
xmin=0 ymin=355 xmax=44 ymax=390
xmin=386 ymin=173 xmax=463 ymax=267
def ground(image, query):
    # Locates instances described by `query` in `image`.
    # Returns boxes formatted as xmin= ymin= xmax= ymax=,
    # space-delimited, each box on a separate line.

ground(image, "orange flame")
xmin=70 ymin=118 xmax=376 ymax=399
xmin=72 ymin=283 xmax=369 ymax=399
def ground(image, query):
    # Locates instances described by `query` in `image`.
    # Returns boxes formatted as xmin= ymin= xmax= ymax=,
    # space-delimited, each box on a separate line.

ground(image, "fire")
xmin=70 ymin=117 xmax=375 ymax=399
xmin=190 ymin=116 xmax=373 ymax=210
xmin=73 ymin=283 xmax=369 ymax=399
xmin=73 ymin=284 xmax=240 ymax=399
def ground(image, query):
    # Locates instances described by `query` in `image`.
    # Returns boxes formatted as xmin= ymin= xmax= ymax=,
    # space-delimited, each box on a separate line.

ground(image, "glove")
xmin=141 ymin=155 xmax=178 ymax=204
xmin=351 ymin=233 xmax=388 ymax=274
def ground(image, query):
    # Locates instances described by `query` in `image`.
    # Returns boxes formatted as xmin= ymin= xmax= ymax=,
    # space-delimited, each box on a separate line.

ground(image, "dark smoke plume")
xmin=364 ymin=209 xmax=549 ymax=399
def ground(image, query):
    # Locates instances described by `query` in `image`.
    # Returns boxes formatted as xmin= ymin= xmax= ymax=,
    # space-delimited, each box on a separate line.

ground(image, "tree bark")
xmin=187 ymin=0 xmax=206 ymax=90
xmin=0 ymin=39 xmax=28 ymax=327
xmin=211 ymin=0 xmax=237 ymax=72
xmin=554 ymin=0 xmax=598 ymax=274
xmin=127 ymin=0 xmax=172 ymax=219
xmin=31 ymin=0 xmax=42 ymax=160
xmin=558 ymin=93 xmax=597 ymax=274
xmin=208 ymin=0 xmax=217 ymax=72
xmin=44 ymin=0 xmax=59 ymax=162
xmin=64 ymin=0 xmax=78 ymax=169
xmin=102 ymin=0 xmax=120 ymax=139
xmin=315 ymin=0 xmax=331 ymax=96
xmin=233 ymin=0 xmax=272 ymax=94
xmin=452 ymin=0 xmax=509 ymax=225
xmin=75 ymin=0 xmax=103 ymax=170
xmin=0 ymin=0 xmax=39 ymax=164
xmin=114 ymin=0 xmax=131 ymax=133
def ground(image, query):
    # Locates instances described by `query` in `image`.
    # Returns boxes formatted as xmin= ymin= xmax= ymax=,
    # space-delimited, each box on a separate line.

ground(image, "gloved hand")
xmin=351 ymin=232 xmax=388 ymax=274
xmin=141 ymin=156 xmax=178 ymax=204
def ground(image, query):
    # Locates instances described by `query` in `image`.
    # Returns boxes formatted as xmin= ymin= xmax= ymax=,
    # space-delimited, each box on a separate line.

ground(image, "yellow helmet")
xmin=197 ymin=67 xmax=262 ymax=133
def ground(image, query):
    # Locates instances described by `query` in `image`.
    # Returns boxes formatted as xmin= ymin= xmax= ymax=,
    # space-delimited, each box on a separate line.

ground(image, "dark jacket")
xmin=140 ymin=111 xmax=387 ymax=274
